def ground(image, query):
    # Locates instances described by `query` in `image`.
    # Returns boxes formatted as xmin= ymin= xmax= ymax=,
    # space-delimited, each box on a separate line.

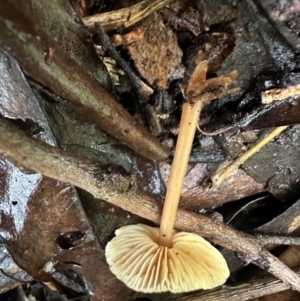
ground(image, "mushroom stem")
xmin=158 ymin=99 xmax=204 ymax=247
xmin=158 ymin=61 xmax=237 ymax=248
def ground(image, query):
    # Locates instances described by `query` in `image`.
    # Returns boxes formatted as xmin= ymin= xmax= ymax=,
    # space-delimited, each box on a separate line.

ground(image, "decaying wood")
xmin=178 ymin=267 xmax=300 ymax=301
xmin=82 ymin=0 xmax=173 ymax=31
xmin=0 ymin=0 xmax=169 ymax=161
xmin=1 ymin=117 xmax=300 ymax=293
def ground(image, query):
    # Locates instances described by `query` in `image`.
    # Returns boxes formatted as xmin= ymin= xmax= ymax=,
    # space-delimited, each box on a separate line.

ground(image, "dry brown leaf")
xmin=127 ymin=13 xmax=184 ymax=89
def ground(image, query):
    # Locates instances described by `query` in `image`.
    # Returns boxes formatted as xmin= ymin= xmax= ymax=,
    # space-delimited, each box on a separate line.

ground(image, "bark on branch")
xmin=0 ymin=116 xmax=300 ymax=292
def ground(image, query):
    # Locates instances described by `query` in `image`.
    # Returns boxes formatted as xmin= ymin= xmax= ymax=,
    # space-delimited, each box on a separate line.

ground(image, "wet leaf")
xmin=0 ymin=246 xmax=32 ymax=294
xmin=256 ymin=0 xmax=300 ymax=52
xmin=159 ymin=162 xmax=264 ymax=210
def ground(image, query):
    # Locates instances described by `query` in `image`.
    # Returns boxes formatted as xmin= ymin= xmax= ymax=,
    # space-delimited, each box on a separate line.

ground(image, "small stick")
xmin=255 ymin=234 xmax=300 ymax=247
xmin=262 ymin=84 xmax=300 ymax=104
xmin=211 ymin=126 xmax=288 ymax=186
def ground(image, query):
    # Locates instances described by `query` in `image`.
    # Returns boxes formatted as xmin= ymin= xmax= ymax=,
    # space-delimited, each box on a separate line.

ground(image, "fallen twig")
xmin=0 ymin=117 xmax=300 ymax=292
xmin=94 ymin=23 xmax=153 ymax=97
xmin=262 ymin=84 xmax=300 ymax=104
xmin=82 ymin=0 xmax=173 ymax=32
xmin=210 ymin=126 xmax=288 ymax=186
xmin=255 ymin=234 xmax=300 ymax=247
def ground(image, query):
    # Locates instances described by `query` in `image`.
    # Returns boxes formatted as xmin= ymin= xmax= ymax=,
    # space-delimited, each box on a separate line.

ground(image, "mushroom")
xmin=106 ymin=224 xmax=229 ymax=293
xmin=106 ymin=61 xmax=236 ymax=293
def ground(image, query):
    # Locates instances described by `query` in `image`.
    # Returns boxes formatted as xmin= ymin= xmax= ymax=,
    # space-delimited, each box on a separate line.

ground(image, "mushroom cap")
xmin=105 ymin=224 xmax=229 ymax=293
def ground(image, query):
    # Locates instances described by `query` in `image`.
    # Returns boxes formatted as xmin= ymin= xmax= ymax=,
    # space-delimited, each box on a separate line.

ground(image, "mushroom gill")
xmin=106 ymin=224 xmax=230 ymax=293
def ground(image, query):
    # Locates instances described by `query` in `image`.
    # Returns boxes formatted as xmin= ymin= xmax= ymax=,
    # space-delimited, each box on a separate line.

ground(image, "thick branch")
xmin=0 ymin=0 xmax=169 ymax=161
xmin=0 ymin=116 xmax=300 ymax=291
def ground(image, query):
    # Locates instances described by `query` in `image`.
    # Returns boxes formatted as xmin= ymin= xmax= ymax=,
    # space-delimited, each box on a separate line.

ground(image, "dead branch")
xmin=0 ymin=117 xmax=300 ymax=292
xmin=0 ymin=0 xmax=169 ymax=161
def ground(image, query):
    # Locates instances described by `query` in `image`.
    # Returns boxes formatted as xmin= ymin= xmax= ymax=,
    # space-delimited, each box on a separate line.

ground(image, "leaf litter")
xmin=1 ymin=0 xmax=300 ymax=300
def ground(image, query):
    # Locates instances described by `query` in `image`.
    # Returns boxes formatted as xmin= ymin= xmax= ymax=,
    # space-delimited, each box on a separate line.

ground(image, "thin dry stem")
xmin=211 ymin=126 xmax=288 ymax=186
xmin=178 ymin=267 xmax=300 ymax=301
xmin=262 ymin=84 xmax=300 ymax=104
xmin=255 ymin=234 xmax=300 ymax=247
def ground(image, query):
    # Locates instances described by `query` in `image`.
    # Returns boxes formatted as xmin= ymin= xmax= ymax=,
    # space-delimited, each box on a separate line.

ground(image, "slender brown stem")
xmin=158 ymin=100 xmax=204 ymax=247
xmin=157 ymin=61 xmax=208 ymax=247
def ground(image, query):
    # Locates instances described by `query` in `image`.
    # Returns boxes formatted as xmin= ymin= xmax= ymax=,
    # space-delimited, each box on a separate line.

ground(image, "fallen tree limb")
xmin=0 ymin=116 xmax=300 ymax=291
